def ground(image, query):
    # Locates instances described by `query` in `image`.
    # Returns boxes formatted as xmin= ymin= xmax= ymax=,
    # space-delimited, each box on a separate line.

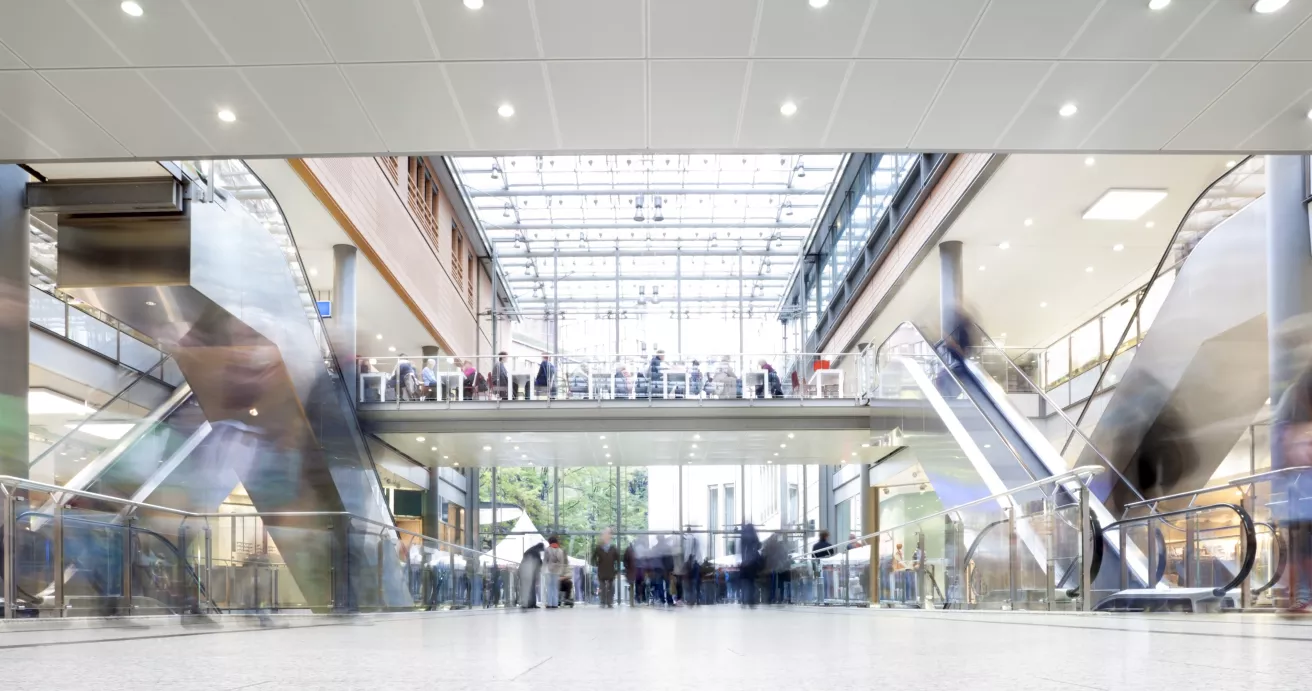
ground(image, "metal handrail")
xmin=796 ymin=466 xmax=1104 ymax=559
xmin=872 ymin=321 xmax=1041 ymax=484
xmin=1061 ymin=155 xmax=1258 ymax=457
xmin=1253 ymin=521 xmax=1287 ymax=596
xmin=1101 ymin=502 xmax=1257 ymax=598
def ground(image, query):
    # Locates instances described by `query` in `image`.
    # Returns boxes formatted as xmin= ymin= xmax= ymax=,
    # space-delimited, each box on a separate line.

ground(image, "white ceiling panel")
xmin=140 ymin=68 xmax=299 ymax=156
xmin=648 ymin=60 xmax=748 ymax=150
xmin=0 ymin=41 xmax=25 ymax=69
xmin=419 ymin=0 xmax=539 ymax=61
xmin=1239 ymin=93 xmax=1312 ymax=151
xmin=0 ymin=71 xmax=127 ymax=158
xmin=188 ymin=0 xmax=331 ymax=65
xmin=546 ymin=61 xmax=644 ymax=150
xmin=1168 ymin=61 xmax=1312 ymax=151
xmin=1065 ymin=0 xmax=1211 ymax=60
xmin=1166 ymin=0 xmax=1312 ymax=61
xmin=40 ymin=69 xmax=213 ymax=157
xmin=649 ymin=0 xmax=758 ymax=58
xmin=340 ymin=62 xmax=469 ymax=152
xmin=858 ymin=0 xmax=988 ymax=59
xmin=913 ymin=60 xmax=1052 ymax=150
xmin=1268 ymin=15 xmax=1312 ymax=60
xmin=29 ymin=161 xmax=168 ymax=179
xmin=0 ymin=112 xmax=56 ymax=160
xmin=0 ymin=1 xmax=124 ymax=68
xmin=996 ymin=61 xmax=1151 ymax=150
xmin=737 ymin=61 xmax=848 ymax=150
xmin=533 ymin=0 xmax=643 ymax=59
xmin=70 ymin=0 xmax=227 ymax=67
xmin=962 ymin=0 xmax=1102 ymax=59
xmin=1082 ymin=62 xmax=1252 ymax=151
xmin=445 ymin=61 xmax=555 ymax=151
xmin=242 ymin=65 xmax=384 ymax=154
xmin=754 ymin=0 xmax=873 ymax=58
xmin=301 ymin=0 xmax=435 ymax=63
xmin=825 ymin=60 xmax=951 ymax=149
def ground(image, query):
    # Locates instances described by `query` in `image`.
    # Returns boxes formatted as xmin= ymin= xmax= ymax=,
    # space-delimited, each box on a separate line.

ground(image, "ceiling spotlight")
xmin=464 ymin=0 xmax=484 ymax=8
xmin=1148 ymin=0 xmax=1170 ymax=9
xmin=217 ymin=109 xmax=237 ymax=123
xmin=607 ymin=461 xmax=613 ymax=466
xmin=1306 ymin=108 xmax=1312 ymax=120
xmin=605 ymin=453 xmax=611 ymax=458
xmin=997 ymin=241 xmax=1011 ymax=250
xmin=120 ymin=1 xmax=144 ymax=17
xmin=774 ymin=452 xmax=779 ymax=457
xmin=787 ymin=433 xmax=795 ymax=439
xmin=248 ymin=408 xmax=259 ymax=417
xmin=689 ymin=452 xmax=695 ymax=458
xmin=861 ymin=442 xmax=871 ymax=448
xmin=1253 ymin=0 xmax=1290 ymax=13
xmin=602 ymin=444 xmax=609 ymax=449
xmin=416 ymin=436 xmax=426 ymax=442
xmin=599 ymin=435 xmax=606 ymax=440
xmin=691 ymin=443 xmax=698 ymax=448
xmin=693 ymin=434 xmax=700 ymax=440
xmin=767 ymin=460 xmax=774 ymax=465
xmin=521 ymin=454 xmax=527 ymax=459
xmin=780 ymin=101 xmax=799 ymax=117
xmin=388 ymin=346 xmax=396 ymax=353
xmin=1225 ymin=160 xmax=1237 ymax=168
xmin=1023 ymin=218 xmax=1033 ymax=227
xmin=430 ymin=446 xmax=437 ymax=451
xmin=809 ymin=0 xmax=829 ymax=7
xmin=145 ymin=300 xmax=157 ymax=307
xmin=497 ymin=103 xmax=515 ymax=118
xmin=1084 ymin=157 xmax=1096 ymax=167
xmin=978 ymin=265 xmax=986 ymax=272
xmin=1040 ymin=301 xmax=1049 ymax=308
xmin=1146 ymin=221 xmax=1156 ymax=228
xmin=482 ymin=445 xmax=492 ymax=451
xmin=1085 ymin=266 xmax=1095 ymax=273
xmin=779 ymin=443 xmax=786 ymax=449
xmin=1113 ymin=243 xmax=1125 ymax=252
xmin=443 ymin=455 xmax=449 ymax=460
xmin=505 ymin=436 xmax=512 ymax=442
xmin=376 ymin=334 xmax=383 ymax=340
xmin=1059 ymin=103 xmax=1078 ymax=117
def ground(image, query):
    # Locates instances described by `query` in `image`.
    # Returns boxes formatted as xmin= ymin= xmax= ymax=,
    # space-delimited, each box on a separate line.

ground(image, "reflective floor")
xmin=2 ymin=608 xmax=1310 ymax=690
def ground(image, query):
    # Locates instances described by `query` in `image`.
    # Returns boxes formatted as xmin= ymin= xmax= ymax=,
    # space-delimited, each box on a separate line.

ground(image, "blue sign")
xmin=317 ymin=300 xmax=332 ymax=318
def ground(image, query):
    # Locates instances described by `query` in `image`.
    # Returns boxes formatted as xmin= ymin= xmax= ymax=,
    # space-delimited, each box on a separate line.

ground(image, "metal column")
xmin=675 ymin=250 xmax=682 ymax=354
xmin=939 ymin=240 xmax=964 ymax=341
xmin=331 ymin=244 xmax=358 ymax=401
xmin=614 ymin=246 xmax=621 ymax=354
xmin=1267 ymin=155 xmax=1312 ymax=402
xmin=424 ymin=466 xmax=442 ymax=541
xmin=0 ymin=165 xmax=29 ymax=480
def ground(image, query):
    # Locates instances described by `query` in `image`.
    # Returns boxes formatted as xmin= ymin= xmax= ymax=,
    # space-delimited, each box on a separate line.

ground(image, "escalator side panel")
xmin=1079 ymin=199 xmax=1268 ymax=512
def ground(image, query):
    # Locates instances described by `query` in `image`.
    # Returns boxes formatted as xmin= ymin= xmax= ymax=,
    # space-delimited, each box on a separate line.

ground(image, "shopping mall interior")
xmin=2 ymin=0 xmax=1312 ymax=688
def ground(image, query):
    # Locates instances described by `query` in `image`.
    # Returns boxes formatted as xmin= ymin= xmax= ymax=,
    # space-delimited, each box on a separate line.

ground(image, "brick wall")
xmin=296 ymin=157 xmax=491 ymax=355
xmin=822 ymin=153 xmax=995 ymax=353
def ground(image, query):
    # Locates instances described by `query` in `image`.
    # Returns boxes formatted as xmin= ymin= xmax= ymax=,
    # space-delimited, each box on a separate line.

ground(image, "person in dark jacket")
xmin=622 ymin=541 xmax=641 ymax=605
xmin=647 ymin=350 xmax=666 ymax=399
xmin=739 ymin=523 xmax=762 ymax=607
xmin=592 ymin=528 xmax=620 ymax=608
xmin=534 ymin=353 xmax=556 ymax=398
xmin=518 ymin=542 xmax=545 ymax=609
xmin=811 ymin=530 xmax=835 ymax=604
xmin=755 ymin=360 xmax=784 ymax=398
xmin=493 ymin=351 xmax=512 ymax=400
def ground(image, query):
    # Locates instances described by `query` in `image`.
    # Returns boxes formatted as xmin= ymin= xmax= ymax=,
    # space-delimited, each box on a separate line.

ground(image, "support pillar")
xmin=465 ymin=467 xmax=480 ymax=549
xmin=424 ymin=466 xmax=442 ymax=542
xmin=861 ymin=469 xmax=879 ymax=605
xmin=331 ymin=244 xmax=358 ymax=403
xmin=0 ymin=165 xmax=28 ymax=479
xmin=939 ymin=240 xmax=963 ymax=341
xmin=1266 ymin=155 xmax=1312 ymax=404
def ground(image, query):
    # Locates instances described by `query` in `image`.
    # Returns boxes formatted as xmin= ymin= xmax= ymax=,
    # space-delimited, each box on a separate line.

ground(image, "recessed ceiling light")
xmin=693 ymin=434 xmax=700 ymax=440
xmin=998 ymin=241 xmax=1011 ymax=250
xmin=505 ymin=436 xmax=512 ymax=442
xmin=851 ymin=451 xmax=858 ymax=456
xmin=120 ymin=1 xmax=143 ymax=17
xmin=1306 ymin=107 xmax=1312 ymax=120
xmin=602 ymin=444 xmax=609 ymax=449
xmin=1040 ymin=301 xmax=1048 ymax=308
xmin=521 ymin=454 xmax=527 ymax=459
xmin=388 ymin=346 xmax=396 ymax=353
xmin=779 ymin=443 xmax=786 ymax=448
xmin=528 ymin=461 xmax=534 ymax=466
xmin=686 ymin=461 xmax=693 ymax=465
xmin=308 ymin=267 xmax=319 ymax=277
xmin=416 ymin=436 xmax=426 ymax=442
xmin=861 ymin=442 xmax=871 ymax=448
xmin=497 ymin=103 xmax=515 ymax=118
xmin=217 ymin=109 xmax=236 ymax=123
xmin=809 ymin=0 xmax=829 ymax=7
xmin=1145 ymin=221 xmax=1156 ymax=228
xmin=248 ymin=408 xmax=259 ymax=417
xmin=1225 ymin=160 xmax=1237 ymax=168
xmin=607 ymin=461 xmax=613 ymax=466
xmin=145 ymin=300 xmax=156 ymax=306
xmin=453 ymin=461 xmax=460 ymax=467
xmin=1058 ymin=103 xmax=1078 ymax=117
xmin=1253 ymin=0 xmax=1290 ymax=13
xmin=691 ymin=443 xmax=698 ymax=448
xmin=599 ymin=435 xmax=606 ymax=440
xmin=978 ymin=265 xmax=986 ymax=271
xmin=430 ymin=446 xmax=437 ymax=451
xmin=767 ymin=460 xmax=774 ymax=465
xmin=773 ymin=452 xmax=779 ymax=456
xmin=375 ymin=334 xmax=383 ymax=340
xmin=482 ymin=445 xmax=492 ymax=451
xmin=689 ymin=452 xmax=695 ymax=458
xmin=1113 ymin=243 xmax=1125 ymax=252
xmin=1085 ymin=266 xmax=1095 ymax=273
xmin=1023 ymin=218 xmax=1034 ymax=227
xmin=1083 ymin=188 xmax=1168 ymax=220
xmin=464 ymin=0 xmax=484 ymax=8
xmin=443 ymin=455 xmax=449 ymax=459
xmin=1148 ymin=0 xmax=1170 ymax=9
xmin=605 ymin=453 xmax=611 ymax=458
xmin=1084 ymin=157 xmax=1096 ymax=167
xmin=780 ymin=101 xmax=799 ymax=117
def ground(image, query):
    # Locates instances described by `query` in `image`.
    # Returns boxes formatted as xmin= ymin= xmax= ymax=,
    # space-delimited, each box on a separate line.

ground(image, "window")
xmin=1102 ymin=299 xmax=1136 ymax=356
xmin=1070 ymin=320 xmax=1102 ymax=374
xmin=788 ymin=484 xmax=799 ymax=528
xmin=1045 ymin=341 xmax=1070 ymax=387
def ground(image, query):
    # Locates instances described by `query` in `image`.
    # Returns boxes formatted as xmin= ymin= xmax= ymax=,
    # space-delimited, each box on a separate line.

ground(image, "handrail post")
xmin=1079 ymin=483 xmax=1093 ymax=612
xmin=1045 ymin=493 xmax=1056 ymax=611
xmin=53 ymin=503 xmax=64 ymax=617
xmin=1146 ymin=517 xmax=1158 ymax=589
xmin=122 ymin=515 xmax=134 ymax=616
xmin=3 ymin=487 xmax=15 ymax=619
xmin=1006 ymin=505 xmax=1017 ymax=610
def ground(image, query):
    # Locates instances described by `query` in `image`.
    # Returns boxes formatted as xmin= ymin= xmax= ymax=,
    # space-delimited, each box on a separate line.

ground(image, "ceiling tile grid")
xmin=0 ymin=0 xmax=1311 ymax=159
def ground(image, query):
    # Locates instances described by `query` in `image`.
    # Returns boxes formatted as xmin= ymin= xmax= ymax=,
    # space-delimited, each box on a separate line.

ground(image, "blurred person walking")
xmin=592 ymin=529 xmax=620 ymax=608
xmin=1274 ymin=365 xmax=1312 ymax=614
xmin=518 ymin=542 xmax=545 ymax=609
xmin=739 ymin=524 xmax=762 ymax=607
xmin=544 ymin=536 xmax=568 ymax=609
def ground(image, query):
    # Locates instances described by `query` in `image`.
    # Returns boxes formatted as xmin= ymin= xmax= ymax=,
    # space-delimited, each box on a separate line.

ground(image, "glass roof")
xmin=451 ymin=154 xmax=845 ymax=317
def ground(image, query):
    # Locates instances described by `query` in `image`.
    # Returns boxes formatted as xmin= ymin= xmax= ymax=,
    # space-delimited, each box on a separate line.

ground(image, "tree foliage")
xmin=480 ymin=466 xmax=649 ymax=559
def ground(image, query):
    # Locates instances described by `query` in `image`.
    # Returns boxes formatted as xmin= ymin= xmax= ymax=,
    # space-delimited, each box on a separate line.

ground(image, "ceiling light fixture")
xmin=497 ymin=103 xmax=515 ymax=118
xmin=779 ymin=443 xmax=786 ymax=448
xmin=1253 ymin=0 xmax=1290 ymax=13
xmin=1306 ymin=108 xmax=1312 ymax=120
xmin=248 ymin=408 xmax=259 ymax=417
xmin=1146 ymin=221 xmax=1156 ymax=228
xmin=1040 ymin=301 xmax=1048 ymax=308
xmin=453 ymin=462 xmax=460 ymax=467
xmin=431 ymin=446 xmax=437 ymax=451
xmin=388 ymin=346 xmax=396 ymax=353
xmin=780 ymin=101 xmax=798 ymax=117
xmin=1058 ymin=103 xmax=1079 ymax=117
xmin=1023 ymin=218 xmax=1033 ymax=227
xmin=376 ymin=334 xmax=383 ymax=340
xmin=1084 ymin=157 xmax=1096 ymax=167
xmin=217 ymin=109 xmax=236 ymax=123
xmin=1225 ymin=160 xmax=1237 ymax=168
xmin=861 ymin=442 xmax=871 ymax=448
xmin=1113 ymin=243 xmax=1125 ymax=252
xmin=120 ymin=1 xmax=143 ymax=17
xmin=787 ymin=433 xmax=795 ymax=439
xmin=998 ymin=241 xmax=1011 ymax=250
xmin=978 ymin=265 xmax=986 ymax=272
xmin=809 ymin=0 xmax=830 ymax=7
xmin=145 ymin=300 xmax=157 ymax=307
xmin=689 ymin=452 xmax=695 ymax=458
xmin=482 ymin=445 xmax=492 ymax=451
xmin=416 ymin=436 xmax=426 ymax=442
xmin=1085 ymin=266 xmax=1095 ymax=273
xmin=1083 ymin=188 xmax=1168 ymax=220
xmin=1148 ymin=0 xmax=1170 ymax=9
xmin=464 ymin=0 xmax=484 ymax=8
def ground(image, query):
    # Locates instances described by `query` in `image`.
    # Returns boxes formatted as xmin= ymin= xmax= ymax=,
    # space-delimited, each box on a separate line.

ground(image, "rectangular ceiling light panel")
xmin=1082 ymin=188 xmax=1168 ymax=221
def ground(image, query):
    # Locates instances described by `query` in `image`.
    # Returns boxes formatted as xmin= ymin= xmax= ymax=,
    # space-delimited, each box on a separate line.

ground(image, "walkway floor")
xmin=2 ymin=607 xmax=1310 ymax=690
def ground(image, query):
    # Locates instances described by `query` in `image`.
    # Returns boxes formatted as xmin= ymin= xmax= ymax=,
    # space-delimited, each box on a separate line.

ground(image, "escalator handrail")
xmin=1253 ymin=521 xmax=1287 ymax=596
xmin=967 ymin=323 xmax=1143 ymax=503
xmin=874 ymin=321 xmax=1041 ymax=484
xmin=1060 ymin=155 xmax=1258 ymax=457
xmin=1101 ymin=502 xmax=1257 ymax=598
xmin=16 ymin=510 xmax=222 ymax=614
